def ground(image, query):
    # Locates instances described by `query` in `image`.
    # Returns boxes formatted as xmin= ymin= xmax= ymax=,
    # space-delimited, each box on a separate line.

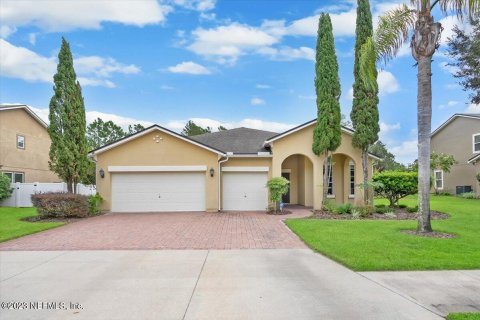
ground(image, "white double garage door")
xmin=111 ymin=166 xmax=268 ymax=212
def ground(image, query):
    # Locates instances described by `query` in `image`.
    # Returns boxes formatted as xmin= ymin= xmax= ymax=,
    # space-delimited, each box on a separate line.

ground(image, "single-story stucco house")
xmin=89 ymin=119 xmax=379 ymax=212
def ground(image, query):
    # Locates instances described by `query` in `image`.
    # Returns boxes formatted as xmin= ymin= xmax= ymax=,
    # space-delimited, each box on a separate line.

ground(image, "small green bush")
xmin=373 ymin=171 xmax=418 ymax=207
xmin=335 ymin=203 xmax=353 ymax=214
xmin=375 ymin=206 xmax=394 ymax=214
xmin=354 ymin=206 xmax=374 ymax=217
xmin=266 ymin=177 xmax=290 ymax=212
xmin=87 ymin=193 xmax=103 ymax=215
xmin=351 ymin=208 xmax=361 ymax=220
xmin=406 ymin=206 xmax=418 ymax=213
xmin=375 ymin=204 xmax=386 ymax=209
xmin=31 ymin=192 xmax=89 ymax=218
xmin=398 ymin=204 xmax=408 ymax=208
xmin=0 ymin=174 xmax=12 ymax=201
xmin=459 ymin=192 xmax=478 ymax=199
xmin=323 ymin=200 xmax=337 ymax=213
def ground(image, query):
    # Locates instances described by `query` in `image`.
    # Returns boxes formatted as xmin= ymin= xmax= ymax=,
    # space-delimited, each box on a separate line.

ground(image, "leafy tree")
xmin=358 ymin=1 xmax=478 ymax=232
xmin=218 ymin=125 xmax=228 ymax=131
xmin=431 ymin=152 xmax=457 ymax=193
xmin=266 ymin=177 xmax=290 ymax=213
xmin=312 ymin=13 xmax=342 ymax=205
xmin=87 ymin=118 xmax=125 ymax=150
xmin=48 ymin=37 xmax=89 ymax=194
xmin=447 ymin=19 xmax=480 ymax=104
xmin=369 ymin=141 xmax=406 ymax=171
xmin=373 ymin=171 xmax=418 ymax=207
xmin=0 ymin=174 xmax=12 ymax=201
xmin=128 ymin=123 xmax=145 ymax=135
xmin=351 ymin=0 xmax=380 ymax=206
xmin=182 ymin=120 xmax=212 ymax=136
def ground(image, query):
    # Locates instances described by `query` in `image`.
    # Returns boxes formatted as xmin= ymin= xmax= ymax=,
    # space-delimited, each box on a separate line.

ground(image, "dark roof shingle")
xmin=190 ymin=127 xmax=277 ymax=154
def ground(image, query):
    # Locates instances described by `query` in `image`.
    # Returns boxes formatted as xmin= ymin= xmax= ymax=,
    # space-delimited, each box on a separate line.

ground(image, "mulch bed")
xmin=311 ymin=210 xmax=449 ymax=220
xmin=266 ymin=210 xmax=292 ymax=215
xmin=401 ymin=230 xmax=456 ymax=238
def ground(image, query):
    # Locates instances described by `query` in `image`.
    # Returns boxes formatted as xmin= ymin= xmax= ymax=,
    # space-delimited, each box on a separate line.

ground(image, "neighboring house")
xmin=431 ymin=113 xmax=480 ymax=195
xmin=0 ymin=104 xmax=59 ymax=183
xmin=89 ymin=120 xmax=378 ymax=212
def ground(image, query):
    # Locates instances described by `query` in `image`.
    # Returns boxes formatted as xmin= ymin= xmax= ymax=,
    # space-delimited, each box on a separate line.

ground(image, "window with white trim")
xmin=17 ymin=135 xmax=25 ymax=149
xmin=474 ymin=133 xmax=480 ymax=153
xmin=349 ymin=160 xmax=355 ymax=196
xmin=1 ymin=172 xmax=24 ymax=183
xmin=434 ymin=170 xmax=443 ymax=190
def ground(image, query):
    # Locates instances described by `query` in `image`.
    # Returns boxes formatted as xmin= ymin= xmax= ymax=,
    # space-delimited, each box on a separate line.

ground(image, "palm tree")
xmin=360 ymin=0 xmax=479 ymax=232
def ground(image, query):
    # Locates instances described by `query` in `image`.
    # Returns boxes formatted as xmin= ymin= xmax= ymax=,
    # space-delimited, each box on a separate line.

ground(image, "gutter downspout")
xmin=218 ymin=155 xmax=229 ymax=211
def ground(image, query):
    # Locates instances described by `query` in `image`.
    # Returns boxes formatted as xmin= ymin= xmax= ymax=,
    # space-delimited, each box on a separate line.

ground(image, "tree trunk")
xmin=412 ymin=12 xmax=441 ymax=232
xmin=67 ymin=180 xmax=73 ymax=193
xmin=322 ymin=151 xmax=330 ymax=206
xmin=362 ymin=148 xmax=369 ymax=206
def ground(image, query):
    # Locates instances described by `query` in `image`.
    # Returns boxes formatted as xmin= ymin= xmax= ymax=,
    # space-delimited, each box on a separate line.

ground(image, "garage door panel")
xmin=222 ymin=172 xmax=268 ymax=211
xmin=111 ymin=172 xmax=205 ymax=212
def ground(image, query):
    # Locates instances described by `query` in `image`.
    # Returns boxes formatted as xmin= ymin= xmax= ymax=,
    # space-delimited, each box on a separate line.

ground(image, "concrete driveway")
xmin=0 ymin=249 xmax=444 ymax=320
xmin=0 ymin=210 xmax=310 ymax=250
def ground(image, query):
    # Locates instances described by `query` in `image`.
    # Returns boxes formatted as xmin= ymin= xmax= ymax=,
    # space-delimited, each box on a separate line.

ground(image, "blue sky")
xmin=1 ymin=0 xmax=478 ymax=163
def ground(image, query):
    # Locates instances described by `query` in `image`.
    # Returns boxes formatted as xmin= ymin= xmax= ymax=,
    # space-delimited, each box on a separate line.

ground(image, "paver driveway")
xmin=0 ymin=209 xmax=310 ymax=250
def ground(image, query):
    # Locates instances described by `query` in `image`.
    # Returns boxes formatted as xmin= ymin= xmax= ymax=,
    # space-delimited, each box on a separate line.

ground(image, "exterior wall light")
xmin=99 ymin=168 xmax=105 ymax=178
xmin=209 ymin=168 xmax=214 ymax=177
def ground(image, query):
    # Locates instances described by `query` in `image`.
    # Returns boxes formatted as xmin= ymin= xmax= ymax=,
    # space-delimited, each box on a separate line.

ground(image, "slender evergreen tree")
xmin=312 ymin=13 xmax=342 ymax=205
xmin=351 ymin=0 xmax=379 ymax=205
xmin=48 ymin=37 xmax=89 ymax=193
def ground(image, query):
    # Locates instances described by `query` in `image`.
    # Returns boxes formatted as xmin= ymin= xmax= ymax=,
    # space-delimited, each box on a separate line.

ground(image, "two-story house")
xmin=0 ymin=104 xmax=59 ymax=183
xmin=430 ymin=113 xmax=480 ymax=195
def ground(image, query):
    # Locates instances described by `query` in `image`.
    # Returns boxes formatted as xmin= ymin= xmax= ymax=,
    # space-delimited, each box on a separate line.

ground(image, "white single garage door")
xmin=222 ymin=171 xmax=268 ymax=211
xmin=111 ymin=172 xmax=206 ymax=212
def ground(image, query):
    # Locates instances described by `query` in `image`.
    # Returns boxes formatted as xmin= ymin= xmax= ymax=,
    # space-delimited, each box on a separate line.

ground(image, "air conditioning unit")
xmin=456 ymin=185 xmax=472 ymax=195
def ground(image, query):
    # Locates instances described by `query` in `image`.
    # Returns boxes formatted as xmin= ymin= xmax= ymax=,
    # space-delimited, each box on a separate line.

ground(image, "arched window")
xmin=349 ymin=160 xmax=355 ymax=196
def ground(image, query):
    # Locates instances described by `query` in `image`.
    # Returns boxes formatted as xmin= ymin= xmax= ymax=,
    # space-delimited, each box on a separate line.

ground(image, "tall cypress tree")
xmin=48 ymin=37 xmax=89 ymax=193
xmin=312 ymin=13 xmax=342 ymax=205
xmin=350 ymin=0 xmax=379 ymax=205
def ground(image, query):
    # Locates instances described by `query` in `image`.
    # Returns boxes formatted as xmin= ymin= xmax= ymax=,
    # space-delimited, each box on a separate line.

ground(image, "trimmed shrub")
xmin=373 ymin=171 xmax=418 ymax=207
xmin=31 ymin=192 xmax=89 ymax=218
xmin=335 ymin=203 xmax=353 ymax=214
xmin=354 ymin=206 xmax=374 ymax=217
xmin=459 ymin=192 xmax=478 ymax=199
xmin=406 ymin=206 xmax=418 ymax=213
xmin=87 ymin=193 xmax=103 ymax=215
xmin=322 ymin=200 xmax=337 ymax=213
xmin=398 ymin=204 xmax=408 ymax=208
xmin=266 ymin=177 xmax=290 ymax=212
xmin=0 ymin=174 xmax=12 ymax=201
xmin=375 ymin=206 xmax=394 ymax=214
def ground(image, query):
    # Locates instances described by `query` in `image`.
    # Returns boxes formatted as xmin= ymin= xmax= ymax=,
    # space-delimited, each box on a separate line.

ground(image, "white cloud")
xmin=379 ymin=121 xmax=401 ymax=139
xmin=439 ymin=61 xmax=459 ymax=74
xmin=257 ymin=46 xmax=315 ymax=61
xmin=390 ymin=139 xmax=418 ymax=164
xmin=250 ymin=97 xmax=266 ymax=105
xmin=377 ymin=70 xmax=400 ymax=95
xmin=439 ymin=100 xmax=460 ymax=109
xmin=167 ymin=61 xmax=211 ymax=75
xmin=465 ymin=103 xmax=480 ymax=113
xmin=0 ymin=0 xmax=171 ymax=36
xmin=285 ymin=9 xmax=357 ymax=37
xmin=0 ymin=39 xmax=139 ymax=87
xmin=174 ymin=0 xmax=216 ymax=12
xmin=256 ymin=84 xmax=271 ymax=89
xmin=166 ymin=117 xmax=295 ymax=133
xmin=160 ymin=85 xmax=175 ymax=90
xmin=188 ymin=23 xmax=278 ymax=64
xmin=347 ymin=87 xmax=354 ymax=100
xmin=74 ymin=56 xmax=140 ymax=78
xmin=28 ymin=33 xmax=36 ymax=45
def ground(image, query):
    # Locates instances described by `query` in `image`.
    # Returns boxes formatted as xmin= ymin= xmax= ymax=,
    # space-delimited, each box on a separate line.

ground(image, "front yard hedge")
xmin=31 ymin=192 xmax=89 ymax=218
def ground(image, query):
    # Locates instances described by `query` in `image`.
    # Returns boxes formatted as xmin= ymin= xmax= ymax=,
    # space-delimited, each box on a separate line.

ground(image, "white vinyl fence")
xmin=1 ymin=182 xmax=96 ymax=207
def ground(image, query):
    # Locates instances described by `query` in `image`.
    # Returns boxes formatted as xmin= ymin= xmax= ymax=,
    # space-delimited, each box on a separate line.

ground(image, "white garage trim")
xmin=221 ymin=166 xmax=269 ymax=172
xmin=108 ymin=165 xmax=207 ymax=172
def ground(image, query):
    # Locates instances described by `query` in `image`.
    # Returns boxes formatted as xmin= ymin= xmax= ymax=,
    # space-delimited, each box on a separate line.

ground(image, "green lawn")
xmin=286 ymin=195 xmax=480 ymax=271
xmin=447 ymin=313 xmax=480 ymax=320
xmin=0 ymin=207 xmax=64 ymax=242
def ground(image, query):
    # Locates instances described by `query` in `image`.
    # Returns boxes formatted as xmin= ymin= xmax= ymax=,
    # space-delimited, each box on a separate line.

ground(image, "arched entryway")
xmin=281 ymin=154 xmax=314 ymax=207
xmin=323 ymin=153 xmax=357 ymax=204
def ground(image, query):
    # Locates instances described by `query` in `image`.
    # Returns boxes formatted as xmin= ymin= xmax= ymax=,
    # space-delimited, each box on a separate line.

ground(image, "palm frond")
xmin=434 ymin=0 xmax=480 ymax=20
xmin=375 ymin=4 xmax=417 ymax=63
xmin=358 ymin=37 xmax=378 ymax=91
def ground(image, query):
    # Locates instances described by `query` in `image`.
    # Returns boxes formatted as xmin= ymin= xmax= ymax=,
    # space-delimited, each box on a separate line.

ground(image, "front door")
xmin=281 ymin=172 xmax=290 ymax=204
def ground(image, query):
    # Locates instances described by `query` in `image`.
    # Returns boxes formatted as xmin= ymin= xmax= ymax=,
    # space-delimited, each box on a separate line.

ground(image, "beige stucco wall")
xmin=0 ymin=109 xmax=59 ymax=183
xmin=95 ymin=130 xmax=221 ymax=211
xmin=271 ymin=124 xmax=370 ymax=209
xmin=431 ymin=117 xmax=480 ymax=195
